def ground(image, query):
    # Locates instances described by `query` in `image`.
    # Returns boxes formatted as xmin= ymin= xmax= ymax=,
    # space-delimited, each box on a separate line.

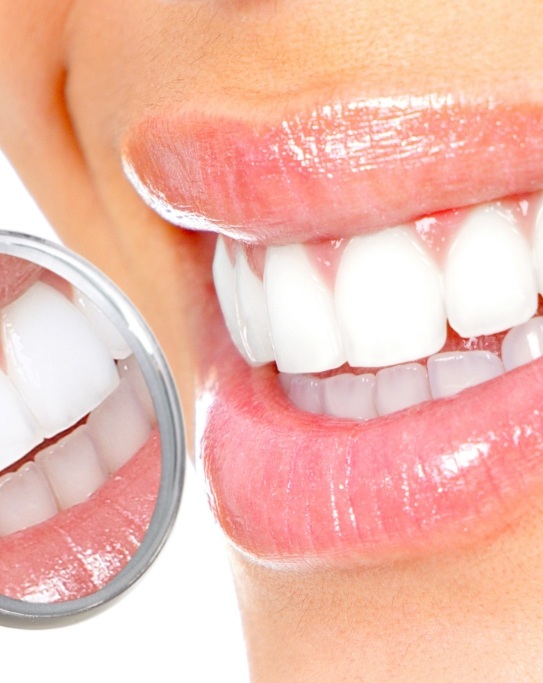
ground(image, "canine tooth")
xmin=444 ymin=204 xmax=537 ymax=337
xmin=375 ymin=363 xmax=431 ymax=415
xmin=427 ymin=350 xmax=504 ymax=399
xmin=2 ymin=281 xmax=119 ymax=437
xmin=212 ymin=237 xmax=251 ymax=362
xmin=0 ymin=371 xmax=43 ymax=470
xmin=118 ymin=354 xmax=156 ymax=424
xmin=74 ymin=290 xmax=132 ymax=360
xmin=284 ymin=375 xmax=324 ymax=414
xmin=87 ymin=379 xmax=152 ymax=473
xmin=35 ymin=425 xmax=108 ymax=510
xmin=335 ymin=227 xmax=446 ymax=367
xmin=264 ymin=244 xmax=345 ymax=373
xmin=501 ymin=317 xmax=543 ymax=370
xmin=235 ymin=249 xmax=275 ymax=364
xmin=322 ymin=373 xmax=377 ymax=420
xmin=0 ymin=463 xmax=58 ymax=536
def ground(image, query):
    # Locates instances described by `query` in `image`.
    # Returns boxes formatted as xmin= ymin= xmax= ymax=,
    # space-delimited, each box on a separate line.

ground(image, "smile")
xmin=212 ymin=194 xmax=543 ymax=420
xmin=123 ymin=93 xmax=543 ymax=566
xmin=0 ymin=258 xmax=160 ymax=602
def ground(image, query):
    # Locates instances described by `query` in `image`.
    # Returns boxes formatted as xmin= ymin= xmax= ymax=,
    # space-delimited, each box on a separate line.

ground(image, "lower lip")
xmin=197 ymin=298 xmax=543 ymax=564
xmin=0 ymin=429 xmax=160 ymax=602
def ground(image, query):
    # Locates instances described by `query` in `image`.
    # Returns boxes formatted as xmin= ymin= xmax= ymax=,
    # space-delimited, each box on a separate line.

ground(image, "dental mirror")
xmin=0 ymin=232 xmax=184 ymax=624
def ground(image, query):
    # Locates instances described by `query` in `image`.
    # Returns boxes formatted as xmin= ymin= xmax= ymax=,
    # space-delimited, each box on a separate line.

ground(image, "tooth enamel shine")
xmin=444 ymin=204 xmax=537 ymax=337
xmin=2 ymin=282 xmax=120 ymax=437
xmin=264 ymin=244 xmax=345 ymax=373
xmin=335 ymin=227 xmax=446 ymax=367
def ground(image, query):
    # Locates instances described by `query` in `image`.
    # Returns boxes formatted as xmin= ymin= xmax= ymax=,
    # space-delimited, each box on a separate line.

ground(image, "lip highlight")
xmin=123 ymin=93 xmax=543 ymax=565
xmin=123 ymin=95 xmax=543 ymax=244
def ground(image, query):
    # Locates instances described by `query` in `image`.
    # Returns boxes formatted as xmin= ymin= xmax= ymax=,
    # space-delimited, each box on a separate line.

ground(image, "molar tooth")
xmin=0 ymin=463 xmax=58 ymax=537
xmin=335 ymin=227 xmax=446 ymax=367
xmin=2 ymin=281 xmax=120 ymax=437
xmin=264 ymin=244 xmax=345 ymax=373
xmin=235 ymin=249 xmax=274 ymax=364
xmin=35 ymin=425 xmax=108 ymax=510
xmin=212 ymin=237 xmax=251 ymax=362
xmin=501 ymin=316 xmax=543 ymax=370
xmin=375 ymin=363 xmax=431 ymax=415
xmin=322 ymin=373 xmax=377 ymax=420
xmin=0 ymin=371 xmax=43 ymax=470
xmin=427 ymin=350 xmax=504 ymax=399
xmin=444 ymin=204 xmax=537 ymax=337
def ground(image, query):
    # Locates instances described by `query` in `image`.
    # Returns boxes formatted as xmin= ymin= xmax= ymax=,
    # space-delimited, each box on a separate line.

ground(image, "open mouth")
xmin=0 ymin=257 xmax=160 ymax=602
xmin=122 ymin=96 xmax=543 ymax=567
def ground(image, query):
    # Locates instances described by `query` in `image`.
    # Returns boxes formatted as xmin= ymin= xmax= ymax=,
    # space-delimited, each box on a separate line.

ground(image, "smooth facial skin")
xmin=2 ymin=1 xmax=543 ymax=680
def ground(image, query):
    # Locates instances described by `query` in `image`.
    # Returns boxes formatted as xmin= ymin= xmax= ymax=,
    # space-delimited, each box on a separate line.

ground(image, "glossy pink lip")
xmin=124 ymin=95 xmax=543 ymax=563
xmin=0 ymin=430 xmax=160 ymax=602
xmin=194 ymin=297 xmax=543 ymax=564
xmin=123 ymin=96 xmax=543 ymax=244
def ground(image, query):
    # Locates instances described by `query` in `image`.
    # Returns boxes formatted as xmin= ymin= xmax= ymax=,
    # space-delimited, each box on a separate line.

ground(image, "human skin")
xmin=2 ymin=1 xmax=543 ymax=680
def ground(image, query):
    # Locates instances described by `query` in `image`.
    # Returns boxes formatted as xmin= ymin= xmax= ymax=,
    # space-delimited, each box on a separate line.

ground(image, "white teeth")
xmin=212 ymin=237 xmax=252 ymax=362
xmin=0 ymin=353 xmax=153 ymax=537
xmin=427 ymin=350 xmax=504 ymax=399
xmin=375 ymin=363 xmax=431 ymax=415
xmin=264 ymin=244 xmax=345 ymax=373
xmin=0 ymin=463 xmax=58 ymax=536
xmin=444 ymin=204 xmax=537 ymax=337
xmin=501 ymin=316 xmax=543 ymax=370
xmin=118 ymin=354 xmax=156 ymax=424
xmin=0 ymin=371 xmax=43 ymax=470
xmin=281 ymin=349 xmax=507 ymax=418
xmin=282 ymin=374 xmax=324 ymax=414
xmin=212 ymin=196 xmax=543 ymax=382
xmin=322 ymin=373 xmax=377 ymax=420
xmin=2 ymin=281 xmax=120 ymax=438
xmin=86 ymin=379 xmax=152 ymax=473
xmin=74 ymin=290 xmax=132 ymax=360
xmin=235 ymin=249 xmax=275 ymax=364
xmin=35 ymin=425 xmax=108 ymax=510
xmin=335 ymin=227 xmax=446 ymax=367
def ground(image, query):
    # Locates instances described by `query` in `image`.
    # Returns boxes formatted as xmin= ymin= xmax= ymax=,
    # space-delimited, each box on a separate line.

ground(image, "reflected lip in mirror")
xmin=0 ymin=233 xmax=184 ymax=624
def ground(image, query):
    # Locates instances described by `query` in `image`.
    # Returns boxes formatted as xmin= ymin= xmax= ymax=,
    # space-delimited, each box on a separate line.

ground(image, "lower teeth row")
xmin=0 ymin=355 xmax=156 ymax=538
xmin=280 ymin=315 xmax=543 ymax=419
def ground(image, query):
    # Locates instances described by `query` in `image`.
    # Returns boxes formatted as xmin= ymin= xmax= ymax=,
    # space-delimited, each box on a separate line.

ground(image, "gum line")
xmin=213 ymin=191 xmax=543 ymax=375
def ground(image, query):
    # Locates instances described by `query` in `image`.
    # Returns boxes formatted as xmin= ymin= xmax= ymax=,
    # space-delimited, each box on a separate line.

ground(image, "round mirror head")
xmin=0 ymin=233 xmax=184 ymax=624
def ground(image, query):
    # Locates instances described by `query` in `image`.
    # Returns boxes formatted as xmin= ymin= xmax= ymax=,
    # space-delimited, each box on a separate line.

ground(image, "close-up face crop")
xmin=2 ymin=1 xmax=543 ymax=680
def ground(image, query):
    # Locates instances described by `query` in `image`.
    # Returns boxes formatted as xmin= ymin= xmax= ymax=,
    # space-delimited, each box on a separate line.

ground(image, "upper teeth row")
xmin=213 ymin=197 xmax=543 ymax=374
xmin=0 ymin=280 xmax=133 ymax=471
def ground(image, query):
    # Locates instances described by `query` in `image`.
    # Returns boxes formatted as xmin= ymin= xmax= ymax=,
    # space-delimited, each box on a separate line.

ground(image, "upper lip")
xmin=122 ymin=94 xmax=543 ymax=245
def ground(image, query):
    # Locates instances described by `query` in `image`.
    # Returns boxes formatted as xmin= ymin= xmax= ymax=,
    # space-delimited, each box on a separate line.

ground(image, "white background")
xmin=0 ymin=152 xmax=249 ymax=682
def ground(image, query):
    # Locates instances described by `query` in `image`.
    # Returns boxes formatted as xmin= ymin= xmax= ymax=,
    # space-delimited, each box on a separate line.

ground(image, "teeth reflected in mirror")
xmin=0 ymin=240 xmax=183 ymax=617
